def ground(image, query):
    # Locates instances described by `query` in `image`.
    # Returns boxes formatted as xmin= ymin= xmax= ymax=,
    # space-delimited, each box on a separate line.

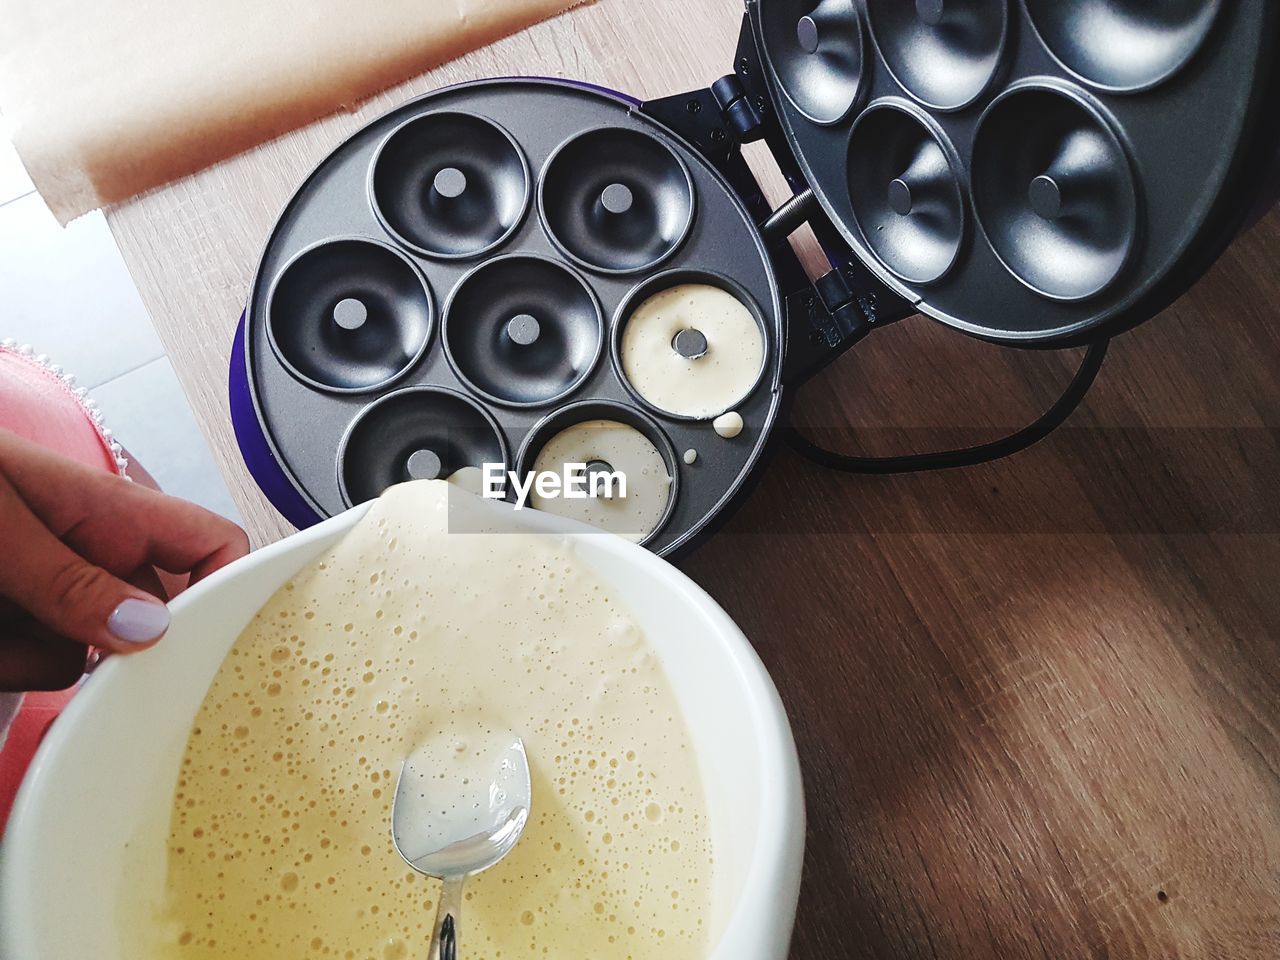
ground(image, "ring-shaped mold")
xmin=338 ymin=387 xmax=508 ymax=506
xmin=847 ymin=102 xmax=967 ymax=285
xmin=515 ymin=399 xmax=680 ymax=547
xmin=539 ymin=127 xmax=695 ymax=274
xmin=443 ymin=254 xmax=603 ymax=407
xmin=611 ymin=270 xmax=770 ymax=421
xmin=371 ymin=112 xmax=530 ymax=259
xmin=1023 ymin=0 xmax=1222 ymax=94
xmin=971 ymin=83 xmax=1140 ymax=302
xmin=865 ymin=0 xmax=1009 ymax=111
xmin=267 ymin=238 xmax=433 ymax=393
xmin=759 ymin=0 xmax=867 ymax=125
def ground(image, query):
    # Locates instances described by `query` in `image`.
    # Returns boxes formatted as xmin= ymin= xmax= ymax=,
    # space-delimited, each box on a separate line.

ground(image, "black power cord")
xmin=786 ymin=339 xmax=1111 ymax=475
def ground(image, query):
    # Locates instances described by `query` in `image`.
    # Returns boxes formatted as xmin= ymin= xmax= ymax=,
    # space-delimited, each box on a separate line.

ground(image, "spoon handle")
xmin=429 ymin=876 xmax=465 ymax=960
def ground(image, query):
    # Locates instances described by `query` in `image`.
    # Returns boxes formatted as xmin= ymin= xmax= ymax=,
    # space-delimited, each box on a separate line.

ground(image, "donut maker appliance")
xmin=230 ymin=0 xmax=1280 ymax=557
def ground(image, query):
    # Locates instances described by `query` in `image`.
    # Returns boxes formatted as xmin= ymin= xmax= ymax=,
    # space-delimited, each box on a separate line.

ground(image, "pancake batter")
xmin=141 ymin=481 xmax=710 ymax=960
xmin=620 ymin=283 xmax=765 ymax=419
xmin=529 ymin=420 xmax=672 ymax=543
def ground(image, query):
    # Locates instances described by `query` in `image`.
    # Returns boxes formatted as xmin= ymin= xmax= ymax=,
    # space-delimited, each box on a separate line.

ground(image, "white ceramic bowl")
xmin=1 ymin=498 xmax=804 ymax=960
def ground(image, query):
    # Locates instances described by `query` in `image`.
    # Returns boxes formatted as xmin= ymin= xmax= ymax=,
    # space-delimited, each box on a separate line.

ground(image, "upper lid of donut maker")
xmin=646 ymin=0 xmax=1280 ymax=349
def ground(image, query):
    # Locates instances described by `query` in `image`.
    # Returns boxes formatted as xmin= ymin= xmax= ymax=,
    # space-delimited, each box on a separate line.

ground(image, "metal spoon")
xmin=392 ymin=734 xmax=532 ymax=960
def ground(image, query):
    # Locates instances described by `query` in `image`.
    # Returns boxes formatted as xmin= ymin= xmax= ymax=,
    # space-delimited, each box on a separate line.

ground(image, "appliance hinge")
xmin=636 ymin=12 xmax=774 ymax=163
xmin=710 ymin=74 xmax=765 ymax=145
xmin=636 ymin=78 xmax=764 ymax=165
xmin=813 ymin=265 xmax=880 ymax=345
xmin=636 ymin=88 xmax=737 ymax=165
xmin=783 ymin=260 xmax=911 ymax=384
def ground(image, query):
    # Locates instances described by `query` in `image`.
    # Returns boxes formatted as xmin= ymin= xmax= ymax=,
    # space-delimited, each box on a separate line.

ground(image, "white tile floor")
xmin=0 ymin=117 xmax=242 ymax=525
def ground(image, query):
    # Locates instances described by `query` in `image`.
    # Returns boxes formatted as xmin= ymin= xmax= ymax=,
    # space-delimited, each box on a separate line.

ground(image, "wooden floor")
xmin=686 ymin=207 xmax=1280 ymax=959
xmin=101 ymin=0 xmax=1280 ymax=954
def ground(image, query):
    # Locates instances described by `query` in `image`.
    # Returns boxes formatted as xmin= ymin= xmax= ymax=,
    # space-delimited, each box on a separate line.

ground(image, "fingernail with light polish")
xmin=107 ymin=599 xmax=171 ymax=644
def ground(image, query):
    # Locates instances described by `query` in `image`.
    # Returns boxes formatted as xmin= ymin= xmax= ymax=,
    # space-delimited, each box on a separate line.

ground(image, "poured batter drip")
xmin=445 ymin=465 xmax=486 ymax=495
xmin=530 ymin=419 xmax=672 ymax=543
xmin=620 ymin=283 xmax=765 ymax=419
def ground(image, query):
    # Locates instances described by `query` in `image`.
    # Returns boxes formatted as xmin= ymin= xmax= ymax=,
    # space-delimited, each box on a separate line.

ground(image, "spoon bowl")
xmin=392 ymin=734 xmax=532 ymax=960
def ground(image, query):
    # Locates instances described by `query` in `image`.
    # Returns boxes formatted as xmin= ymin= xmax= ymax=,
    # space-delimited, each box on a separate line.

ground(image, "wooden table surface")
xmin=102 ymin=1 xmax=1280 ymax=956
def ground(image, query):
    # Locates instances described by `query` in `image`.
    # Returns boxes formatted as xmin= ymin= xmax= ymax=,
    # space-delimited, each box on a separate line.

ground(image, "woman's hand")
xmin=0 ymin=430 xmax=249 ymax=691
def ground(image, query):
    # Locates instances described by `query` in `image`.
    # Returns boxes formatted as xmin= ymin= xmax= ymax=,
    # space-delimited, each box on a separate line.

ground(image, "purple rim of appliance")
xmin=230 ymin=312 xmax=325 ymax=529
xmin=230 ymin=78 xmax=644 ymax=529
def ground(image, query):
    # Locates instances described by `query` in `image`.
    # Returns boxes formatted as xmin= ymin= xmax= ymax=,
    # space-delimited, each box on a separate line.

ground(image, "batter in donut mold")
xmin=530 ymin=419 xmax=672 ymax=542
xmin=620 ymin=283 xmax=764 ymax=419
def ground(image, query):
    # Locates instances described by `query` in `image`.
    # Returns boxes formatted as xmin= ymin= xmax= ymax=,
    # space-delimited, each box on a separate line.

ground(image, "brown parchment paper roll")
xmin=0 ymin=0 xmax=585 ymax=223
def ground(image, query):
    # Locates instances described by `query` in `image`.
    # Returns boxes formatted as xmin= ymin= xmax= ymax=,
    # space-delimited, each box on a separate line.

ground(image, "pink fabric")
xmin=0 ymin=345 xmax=120 ymax=835
xmin=0 ymin=689 xmax=75 ymax=836
xmin=0 ymin=349 xmax=118 ymax=473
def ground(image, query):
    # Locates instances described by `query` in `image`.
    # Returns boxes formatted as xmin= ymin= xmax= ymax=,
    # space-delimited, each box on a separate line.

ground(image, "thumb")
xmin=0 ymin=479 xmax=170 ymax=654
